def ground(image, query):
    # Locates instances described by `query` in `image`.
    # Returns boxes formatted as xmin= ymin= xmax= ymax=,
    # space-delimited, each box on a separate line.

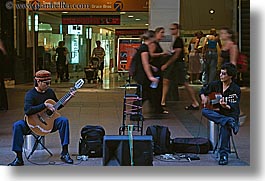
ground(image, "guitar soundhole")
xmin=46 ymin=109 xmax=53 ymax=116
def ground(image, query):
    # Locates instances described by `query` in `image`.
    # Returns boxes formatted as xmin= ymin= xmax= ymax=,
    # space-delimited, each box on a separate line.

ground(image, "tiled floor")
xmin=0 ymin=71 xmax=250 ymax=166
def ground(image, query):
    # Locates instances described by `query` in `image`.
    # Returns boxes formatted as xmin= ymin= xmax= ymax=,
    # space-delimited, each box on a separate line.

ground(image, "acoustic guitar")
xmin=25 ymin=79 xmax=84 ymax=136
xmin=202 ymin=92 xmax=238 ymax=111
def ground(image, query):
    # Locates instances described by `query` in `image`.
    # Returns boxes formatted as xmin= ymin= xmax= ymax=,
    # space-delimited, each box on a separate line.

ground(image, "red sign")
xmin=117 ymin=38 xmax=142 ymax=71
xmin=115 ymin=29 xmax=147 ymax=36
xmin=62 ymin=15 xmax=120 ymax=25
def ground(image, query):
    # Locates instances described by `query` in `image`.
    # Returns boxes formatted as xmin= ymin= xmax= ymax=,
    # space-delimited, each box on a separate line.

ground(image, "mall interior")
xmin=0 ymin=0 xmax=249 ymax=85
xmin=0 ymin=0 xmax=250 ymax=167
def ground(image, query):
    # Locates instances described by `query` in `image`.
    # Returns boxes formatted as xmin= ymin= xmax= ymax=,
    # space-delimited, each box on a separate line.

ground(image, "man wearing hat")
xmin=8 ymin=70 xmax=74 ymax=166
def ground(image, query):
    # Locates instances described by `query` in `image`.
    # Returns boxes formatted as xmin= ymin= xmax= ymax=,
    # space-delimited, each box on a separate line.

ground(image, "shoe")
xmin=185 ymin=104 xmax=199 ymax=110
xmin=8 ymin=157 xmax=24 ymax=166
xmin=230 ymin=121 xmax=240 ymax=135
xmin=162 ymin=110 xmax=169 ymax=114
xmin=218 ymin=155 xmax=228 ymax=165
xmin=60 ymin=153 xmax=74 ymax=164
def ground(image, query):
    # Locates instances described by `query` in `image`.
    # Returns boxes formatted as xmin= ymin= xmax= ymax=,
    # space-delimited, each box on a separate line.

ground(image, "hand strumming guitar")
xmin=219 ymin=97 xmax=231 ymax=109
xmin=44 ymin=102 xmax=55 ymax=112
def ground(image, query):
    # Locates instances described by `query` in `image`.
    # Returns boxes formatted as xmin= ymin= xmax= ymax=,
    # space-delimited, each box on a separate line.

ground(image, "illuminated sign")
xmin=67 ymin=25 xmax=82 ymax=34
xmin=62 ymin=15 xmax=120 ymax=25
xmin=29 ymin=0 xmax=148 ymax=12
xmin=115 ymin=29 xmax=147 ymax=36
xmin=117 ymin=38 xmax=142 ymax=71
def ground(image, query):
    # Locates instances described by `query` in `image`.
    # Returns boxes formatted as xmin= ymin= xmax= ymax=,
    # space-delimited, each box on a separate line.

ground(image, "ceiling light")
xmin=120 ymin=12 xmax=126 ymax=15
xmin=145 ymin=23 xmax=149 ymax=26
xmin=128 ymin=15 xmax=134 ymax=18
xmin=62 ymin=12 xmax=68 ymax=14
xmin=209 ymin=9 xmax=215 ymax=14
xmin=135 ymin=18 xmax=141 ymax=21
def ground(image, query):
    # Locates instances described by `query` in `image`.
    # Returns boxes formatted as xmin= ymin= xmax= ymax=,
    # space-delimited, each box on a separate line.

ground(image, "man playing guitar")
xmin=200 ymin=63 xmax=240 ymax=165
xmin=8 ymin=70 xmax=75 ymax=166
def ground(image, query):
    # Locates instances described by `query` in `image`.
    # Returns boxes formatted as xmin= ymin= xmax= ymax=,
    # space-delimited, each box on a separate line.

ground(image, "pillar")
xmin=149 ymin=0 xmax=181 ymax=101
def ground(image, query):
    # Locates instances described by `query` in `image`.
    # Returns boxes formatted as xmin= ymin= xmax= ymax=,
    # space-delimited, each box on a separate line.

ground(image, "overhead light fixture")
xmin=120 ymin=12 xmax=126 ymax=15
xmin=209 ymin=9 xmax=215 ymax=14
xmin=62 ymin=12 xmax=68 ymax=14
xmin=128 ymin=15 xmax=134 ymax=18
xmin=145 ymin=23 xmax=149 ymax=26
xmin=34 ymin=14 xmax=39 ymax=32
xmin=135 ymin=18 xmax=141 ymax=21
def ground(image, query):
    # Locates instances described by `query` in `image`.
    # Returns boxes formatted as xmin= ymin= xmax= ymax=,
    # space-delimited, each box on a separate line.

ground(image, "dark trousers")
xmin=12 ymin=116 xmax=70 ymax=152
xmin=65 ymin=64 xmax=69 ymax=80
xmin=150 ymin=79 xmax=163 ymax=113
xmin=141 ymin=79 xmax=163 ymax=113
xmin=202 ymin=108 xmax=234 ymax=156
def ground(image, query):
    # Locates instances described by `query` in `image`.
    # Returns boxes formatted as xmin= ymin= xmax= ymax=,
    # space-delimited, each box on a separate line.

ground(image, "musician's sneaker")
xmin=8 ymin=157 xmax=24 ymax=166
xmin=60 ymin=153 xmax=74 ymax=164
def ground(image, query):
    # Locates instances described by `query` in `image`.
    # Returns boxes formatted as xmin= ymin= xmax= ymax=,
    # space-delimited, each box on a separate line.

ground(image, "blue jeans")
xmin=202 ymin=51 xmax=218 ymax=86
xmin=12 ymin=116 xmax=70 ymax=152
xmin=202 ymin=108 xmax=235 ymax=156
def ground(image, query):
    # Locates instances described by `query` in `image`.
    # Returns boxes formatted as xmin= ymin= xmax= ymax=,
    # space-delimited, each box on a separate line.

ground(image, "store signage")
xmin=29 ymin=0 xmax=148 ymax=12
xmin=117 ymin=38 xmax=142 ymax=72
xmin=62 ymin=15 xmax=120 ymax=25
xmin=115 ymin=29 xmax=147 ymax=36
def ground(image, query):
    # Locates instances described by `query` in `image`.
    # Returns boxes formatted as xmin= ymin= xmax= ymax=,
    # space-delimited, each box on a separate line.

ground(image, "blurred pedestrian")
xmin=148 ymin=27 xmax=169 ymax=114
xmin=0 ymin=38 xmax=8 ymax=111
xmin=134 ymin=30 xmax=160 ymax=111
xmin=188 ymin=31 xmax=204 ymax=84
xmin=161 ymin=23 xmax=199 ymax=110
xmin=201 ymin=28 xmax=222 ymax=86
xmin=92 ymin=40 xmax=105 ymax=83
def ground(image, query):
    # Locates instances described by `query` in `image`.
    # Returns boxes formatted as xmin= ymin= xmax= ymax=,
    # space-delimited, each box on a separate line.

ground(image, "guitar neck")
xmin=53 ymin=87 xmax=76 ymax=110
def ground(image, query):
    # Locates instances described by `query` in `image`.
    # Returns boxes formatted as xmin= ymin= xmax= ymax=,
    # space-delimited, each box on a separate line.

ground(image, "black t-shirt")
xmin=56 ymin=47 xmax=66 ymax=64
xmin=172 ymin=37 xmax=185 ymax=62
xmin=134 ymin=43 xmax=150 ymax=85
xmin=199 ymin=80 xmax=241 ymax=120
xmin=150 ymin=41 xmax=163 ymax=69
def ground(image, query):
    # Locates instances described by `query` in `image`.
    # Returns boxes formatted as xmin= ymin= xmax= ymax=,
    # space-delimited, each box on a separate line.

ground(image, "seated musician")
xmin=199 ymin=63 xmax=240 ymax=165
xmin=8 ymin=70 xmax=75 ymax=166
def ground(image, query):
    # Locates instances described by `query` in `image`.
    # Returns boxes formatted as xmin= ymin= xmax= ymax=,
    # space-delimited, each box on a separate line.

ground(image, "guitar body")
xmin=202 ymin=92 xmax=238 ymax=111
xmin=202 ymin=92 xmax=222 ymax=111
xmin=25 ymin=99 xmax=60 ymax=136
xmin=25 ymin=78 xmax=84 ymax=136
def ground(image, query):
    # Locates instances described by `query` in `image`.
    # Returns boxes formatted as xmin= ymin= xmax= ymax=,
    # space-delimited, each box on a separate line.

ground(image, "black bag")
xmin=79 ymin=125 xmax=105 ymax=157
xmin=146 ymin=125 xmax=171 ymax=155
xmin=170 ymin=137 xmax=212 ymax=154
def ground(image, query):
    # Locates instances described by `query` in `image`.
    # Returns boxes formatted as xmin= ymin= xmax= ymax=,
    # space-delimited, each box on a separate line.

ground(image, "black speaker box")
xmin=103 ymin=135 xmax=153 ymax=166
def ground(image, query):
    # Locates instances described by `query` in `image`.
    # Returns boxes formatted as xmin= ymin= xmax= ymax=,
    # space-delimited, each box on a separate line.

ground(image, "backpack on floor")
xmin=170 ymin=137 xmax=212 ymax=154
xmin=146 ymin=125 xmax=171 ymax=155
xmin=79 ymin=125 xmax=105 ymax=157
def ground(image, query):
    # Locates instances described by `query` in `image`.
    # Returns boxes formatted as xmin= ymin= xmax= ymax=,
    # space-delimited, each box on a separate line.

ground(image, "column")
xmin=149 ymin=0 xmax=181 ymax=101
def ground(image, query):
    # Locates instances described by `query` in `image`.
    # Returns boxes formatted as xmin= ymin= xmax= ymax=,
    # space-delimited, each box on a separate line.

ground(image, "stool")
xmin=213 ymin=125 xmax=239 ymax=159
xmin=25 ymin=133 xmax=53 ymax=159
